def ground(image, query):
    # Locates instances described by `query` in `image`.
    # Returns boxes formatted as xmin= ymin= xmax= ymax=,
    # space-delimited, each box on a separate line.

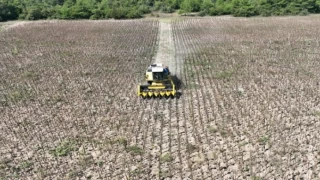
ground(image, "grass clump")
xmin=159 ymin=170 xmax=172 ymax=179
xmin=95 ymin=161 xmax=103 ymax=167
xmin=220 ymin=130 xmax=227 ymax=137
xmin=23 ymin=70 xmax=40 ymax=80
xmin=12 ymin=46 xmax=18 ymax=55
xmin=0 ymin=158 xmax=11 ymax=170
xmin=20 ymin=161 xmax=33 ymax=171
xmin=126 ymin=145 xmax=144 ymax=155
xmin=49 ymin=140 xmax=77 ymax=157
xmin=258 ymin=136 xmax=270 ymax=145
xmin=9 ymin=91 xmax=23 ymax=102
xmin=68 ymin=170 xmax=83 ymax=178
xmin=117 ymin=137 xmax=128 ymax=147
xmin=314 ymin=110 xmax=320 ymax=117
xmin=7 ymin=87 xmax=33 ymax=103
xmin=208 ymin=126 xmax=218 ymax=134
xmin=251 ymin=176 xmax=262 ymax=180
xmin=186 ymin=143 xmax=198 ymax=153
xmin=160 ymin=153 xmax=174 ymax=162
xmin=208 ymin=126 xmax=228 ymax=138
xmin=215 ymin=70 xmax=234 ymax=79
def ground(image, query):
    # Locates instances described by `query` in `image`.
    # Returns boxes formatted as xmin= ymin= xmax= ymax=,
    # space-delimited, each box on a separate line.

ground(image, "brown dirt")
xmin=1 ymin=15 xmax=320 ymax=179
xmin=154 ymin=21 xmax=176 ymax=74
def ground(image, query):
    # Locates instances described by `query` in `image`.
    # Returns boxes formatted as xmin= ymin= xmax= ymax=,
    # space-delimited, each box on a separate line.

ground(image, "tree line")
xmin=1 ymin=0 xmax=320 ymax=21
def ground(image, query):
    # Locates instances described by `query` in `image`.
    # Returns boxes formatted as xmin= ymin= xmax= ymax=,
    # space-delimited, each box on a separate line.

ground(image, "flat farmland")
xmin=1 ymin=16 xmax=320 ymax=179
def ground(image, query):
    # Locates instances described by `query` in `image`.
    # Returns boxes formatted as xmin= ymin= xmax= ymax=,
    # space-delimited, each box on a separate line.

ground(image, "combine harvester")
xmin=137 ymin=63 xmax=177 ymax=98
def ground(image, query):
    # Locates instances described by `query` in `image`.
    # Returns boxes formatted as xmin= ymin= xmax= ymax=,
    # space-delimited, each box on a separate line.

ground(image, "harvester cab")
xmin=137 ymin=63 xmax=176 ymax=98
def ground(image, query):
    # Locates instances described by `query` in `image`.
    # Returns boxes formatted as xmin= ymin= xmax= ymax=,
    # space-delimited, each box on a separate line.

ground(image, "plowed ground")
xmin=1 ymin=16 xmax=320 ymax=179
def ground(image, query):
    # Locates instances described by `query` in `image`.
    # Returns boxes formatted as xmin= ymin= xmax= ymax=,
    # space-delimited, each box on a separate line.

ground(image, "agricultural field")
xmin=1 ymin=15 xmax=320 ymax=179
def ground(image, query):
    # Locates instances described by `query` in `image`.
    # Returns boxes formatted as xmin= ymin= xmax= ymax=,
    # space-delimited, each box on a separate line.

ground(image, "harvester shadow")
xmin=171 ymin=75 xmax=184 ymax=90
xmin=171 ymin=75 xmax=184 ymax=98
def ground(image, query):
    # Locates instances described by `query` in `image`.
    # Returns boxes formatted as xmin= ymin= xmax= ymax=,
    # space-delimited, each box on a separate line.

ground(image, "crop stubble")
xmin=1 ymin=16 xmax=320 ymax=179
xmin=172 ymin=16 xmax=320 ymax=179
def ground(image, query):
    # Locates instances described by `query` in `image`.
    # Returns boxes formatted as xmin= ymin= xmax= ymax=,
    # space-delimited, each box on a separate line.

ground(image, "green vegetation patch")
xmin=20 ymin=160 xmax=33 ymax=170
xmin=208 ymin=126 xmax=229 ymax=138
xmin=6 ymin=89 xmax=33 ymax=103
xmin=251 ymin=176 xmax=263 ymax=180
xmin=0 ymin=158 xmax=11 ymax=170
xmin=126 ymin=145 xmax=144 ymax=155
xmin=22 ymin=70 xmax=40 ymax=80
xmin=8 ymin=90 xmax=24 ymax=102
xmin=258 ymin=135 xmax=270 ymax=145
xmin=314 ymin=110 xmax=320 ymax=117
xmin=2 ymin=83 xmax=35 ymax=104
xmin=160 ymin=153 xmax=174 ymax=162
xmin=49 ymin=140 xmax=78 ymax=157
xmin=186 ymin=143 xmax=198 ymax=153
xmin=214 ymin=70 xmax=235 ymax=80
xmin=116 ymin=137 xmax=128 ymax=147
xmin=208 ymin=126 xmax=218 ymax=134
xmin=68 ymin=170 xmax=84 ymax=178
xmin=159 ymin=170 xmax=173 ymax=179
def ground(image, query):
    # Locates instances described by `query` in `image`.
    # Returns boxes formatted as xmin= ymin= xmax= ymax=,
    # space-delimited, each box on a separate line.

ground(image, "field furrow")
xmin=1 ymin=15 xmax=320 ymax=179
xmin=172 ymin=16 xmax=320 ymax=179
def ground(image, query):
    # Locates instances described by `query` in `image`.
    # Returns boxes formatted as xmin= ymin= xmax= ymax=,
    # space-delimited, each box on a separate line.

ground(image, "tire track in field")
xmin=137 ymin=19 xmax=192 ymax=179
xmin=142 ymin=19 xmax=188 ymax=179
xmin=132 ymin=20 xmax=179 ymax=179
xmin=153 ymin=20 xmax=185 ymax=178
xmin=154 ymin=21 xmax=177 ymax=75
xmin=172 ymin=19 xmax=196 ymax=179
